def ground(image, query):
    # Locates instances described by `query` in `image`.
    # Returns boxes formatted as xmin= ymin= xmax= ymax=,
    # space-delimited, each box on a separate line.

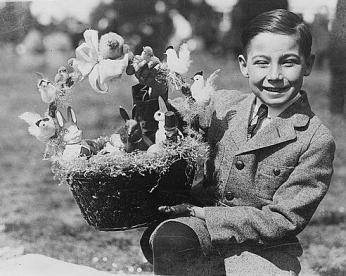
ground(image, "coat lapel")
xmin=234 ymin=91 xmax=312 ymax=155
xmin=236 ymin=117 xmax=296 ymax=154
xmin=228 ymin=93 xmax=255 ymax=150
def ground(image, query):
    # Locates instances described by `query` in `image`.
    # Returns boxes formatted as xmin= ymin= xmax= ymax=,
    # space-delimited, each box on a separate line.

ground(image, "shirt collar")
xmin=252 ymin=92 xmax=301 ymax=119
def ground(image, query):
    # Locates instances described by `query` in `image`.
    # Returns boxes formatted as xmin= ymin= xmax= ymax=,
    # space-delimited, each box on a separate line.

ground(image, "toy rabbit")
xmin=154 ymin=96 xmax=168 ymax=144
xmin=56 ymin=106 xmax=98 ymax=160
xmin=119 ymin=106 xmax=153 ymax=153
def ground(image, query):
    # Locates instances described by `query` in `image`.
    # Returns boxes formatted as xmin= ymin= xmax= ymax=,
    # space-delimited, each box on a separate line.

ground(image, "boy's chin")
xmin=261 ymin=97 xmax=290 ymax=106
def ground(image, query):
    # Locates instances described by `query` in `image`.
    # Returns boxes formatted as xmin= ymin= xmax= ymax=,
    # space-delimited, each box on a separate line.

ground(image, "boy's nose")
xmin=267 ymin=65 xmax=283 ymax=81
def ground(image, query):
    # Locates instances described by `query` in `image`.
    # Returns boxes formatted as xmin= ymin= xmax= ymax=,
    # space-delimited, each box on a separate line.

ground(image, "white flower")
xmin=73 ymin=30 xmax=130 ymax=93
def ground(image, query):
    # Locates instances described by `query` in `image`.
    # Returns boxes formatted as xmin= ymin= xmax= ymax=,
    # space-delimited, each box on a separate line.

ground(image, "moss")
xmin=52 ymin=133 xmax=208 ymax=185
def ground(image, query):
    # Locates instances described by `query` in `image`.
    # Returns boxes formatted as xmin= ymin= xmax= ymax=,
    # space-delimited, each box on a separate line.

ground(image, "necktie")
xmin=248 ymin=104 xmax=268 ymax=138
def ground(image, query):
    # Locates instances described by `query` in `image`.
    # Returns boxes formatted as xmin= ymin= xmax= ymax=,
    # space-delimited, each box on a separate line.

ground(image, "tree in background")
xmin=90 ymin=0 xmax=173 ymax=58
xmin=310 ymin=6 xmax=330 ymax=69
xmin=172 ymin=0 xmax=288 ymax=56
xmin=171 ymin=0 xmax=220 ymax=54
xmin=0 ymin=2 xmax=33 ymax=45
xmin=226 ymin=0 xmax=288 ymax=56
xmin=329 ymin=0 xmax=346 ymax=115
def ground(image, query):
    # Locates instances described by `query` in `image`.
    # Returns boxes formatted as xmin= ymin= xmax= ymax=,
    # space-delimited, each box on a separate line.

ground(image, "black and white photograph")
xmin=0 ymin=0 xmax=345 ymax=275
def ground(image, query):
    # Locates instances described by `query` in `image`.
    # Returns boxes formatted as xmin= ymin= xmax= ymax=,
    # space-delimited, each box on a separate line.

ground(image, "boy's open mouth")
xmin=263 ymin=86 xmax=290 ymax=93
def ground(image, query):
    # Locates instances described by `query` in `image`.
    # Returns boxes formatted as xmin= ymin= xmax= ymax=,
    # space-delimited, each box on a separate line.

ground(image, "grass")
xmin=0 ymin=50 xmax=346 ymax=275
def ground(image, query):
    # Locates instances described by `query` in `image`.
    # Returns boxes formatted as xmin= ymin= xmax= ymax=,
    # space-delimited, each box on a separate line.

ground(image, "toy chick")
xmin=99 ymin=32 xmax=126 ymax=60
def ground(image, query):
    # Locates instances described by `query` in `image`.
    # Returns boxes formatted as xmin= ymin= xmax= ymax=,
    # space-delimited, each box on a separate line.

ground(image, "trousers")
xmin=140 ymin=218 xmax=302 ymax=276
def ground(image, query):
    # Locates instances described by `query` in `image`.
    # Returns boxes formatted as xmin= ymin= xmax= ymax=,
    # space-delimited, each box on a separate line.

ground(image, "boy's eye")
xmin=282 ymin=59 xmax=299 ymax=67
xmin=254 ymin=60 xmax=269 ymax=67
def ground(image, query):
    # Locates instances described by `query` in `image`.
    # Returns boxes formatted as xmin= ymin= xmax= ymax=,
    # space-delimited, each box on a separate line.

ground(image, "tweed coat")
xmin=134 ymin=70 xmax=333 ymax=250
xmin=184 ymin=89 xmax=336 ymax=253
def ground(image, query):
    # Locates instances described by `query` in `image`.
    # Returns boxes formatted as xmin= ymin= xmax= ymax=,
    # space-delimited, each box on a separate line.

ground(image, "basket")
xmin=68 ymin=158 xmax=196 ymax=231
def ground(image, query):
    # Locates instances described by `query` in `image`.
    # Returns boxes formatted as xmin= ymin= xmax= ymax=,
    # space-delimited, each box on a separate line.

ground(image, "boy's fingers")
xmin=158 ymin=204 xmax=193 ymax=215
xmin=158 ymin=206 xmax=173 ymax=213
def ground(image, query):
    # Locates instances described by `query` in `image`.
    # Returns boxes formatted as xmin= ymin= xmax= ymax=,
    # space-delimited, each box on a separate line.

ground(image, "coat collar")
xmin=228 ymin=91 xmax=313 ymax=155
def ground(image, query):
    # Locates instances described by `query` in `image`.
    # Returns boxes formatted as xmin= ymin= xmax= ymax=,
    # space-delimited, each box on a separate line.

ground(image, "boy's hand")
xmin=158 ymin=203 xmax=205 ymax=220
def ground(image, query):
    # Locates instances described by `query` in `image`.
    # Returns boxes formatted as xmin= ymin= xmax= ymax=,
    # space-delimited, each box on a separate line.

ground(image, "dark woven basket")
xmin=69 ymin=158 xmax=195 ymax=231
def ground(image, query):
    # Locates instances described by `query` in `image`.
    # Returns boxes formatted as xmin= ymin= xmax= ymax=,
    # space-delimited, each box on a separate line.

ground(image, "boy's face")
xmin=238 ymin=32 xmax=315 ymax=107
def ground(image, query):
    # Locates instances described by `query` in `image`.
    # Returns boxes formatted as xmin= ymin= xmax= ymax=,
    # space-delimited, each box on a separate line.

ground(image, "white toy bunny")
xmin=153 ymin=96 xmax=168 ymax=144
xmin=147 ymin=97 xmax=171 ymax=155
xmin=56 ymin=106 xmax=98 ymax=160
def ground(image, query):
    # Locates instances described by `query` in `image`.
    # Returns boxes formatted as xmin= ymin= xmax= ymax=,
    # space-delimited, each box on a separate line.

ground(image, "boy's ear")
xmin=304 ymin=54 xmax=315 ymax=76
xmin=238 ymin=55 xmax=249 ymax=78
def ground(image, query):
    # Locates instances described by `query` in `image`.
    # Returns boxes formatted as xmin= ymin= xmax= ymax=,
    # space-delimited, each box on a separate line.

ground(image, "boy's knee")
xmin=151 ymin=221 xmax=201 ymax=257
xmin=148 ymin=221 xmax=206 ymax=275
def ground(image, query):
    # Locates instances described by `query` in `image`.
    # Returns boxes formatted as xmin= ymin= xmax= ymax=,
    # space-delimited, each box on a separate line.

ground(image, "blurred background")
xmin=0 ymin=0 xmax=346 ymax=275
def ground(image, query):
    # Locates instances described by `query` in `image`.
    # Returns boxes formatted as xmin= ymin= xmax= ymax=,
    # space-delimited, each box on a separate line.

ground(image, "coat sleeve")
xmin=204 ymin=124 xmax=335 ymax=245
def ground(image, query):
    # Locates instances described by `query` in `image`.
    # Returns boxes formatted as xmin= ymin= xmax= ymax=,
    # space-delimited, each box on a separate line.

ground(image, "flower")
xmin=73 ymin=30 xmax=130 ymax=93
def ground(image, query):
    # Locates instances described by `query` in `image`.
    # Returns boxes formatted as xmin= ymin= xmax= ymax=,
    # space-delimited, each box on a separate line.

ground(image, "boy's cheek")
xmin=248 ymin=70 xmax=268 ymax=82
xmin=284 ymin=69 xmax=304 ymax=80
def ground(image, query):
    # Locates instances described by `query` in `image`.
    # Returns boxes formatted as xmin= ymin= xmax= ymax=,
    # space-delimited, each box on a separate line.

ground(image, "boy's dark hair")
xmin=241 ymin=9 xmax=312 ymax=58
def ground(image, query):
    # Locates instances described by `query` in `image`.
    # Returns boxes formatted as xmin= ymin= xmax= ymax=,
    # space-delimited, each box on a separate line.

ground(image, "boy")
xmin=138 ymin=9 xmax=335 ymax=276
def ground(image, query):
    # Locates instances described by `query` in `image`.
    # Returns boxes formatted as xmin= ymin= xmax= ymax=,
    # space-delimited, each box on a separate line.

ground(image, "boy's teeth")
xmin=265 ymin=87 xmax=283 ymax=92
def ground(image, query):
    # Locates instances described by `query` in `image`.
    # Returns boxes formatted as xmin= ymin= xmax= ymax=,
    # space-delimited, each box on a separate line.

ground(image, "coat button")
xmin=225 ymin=192 xmax=234 ymax=201
xmin=273 ymin=168 xmax=281 ymax=176
xmin=235 ymin=160 xmax=245 ymax=170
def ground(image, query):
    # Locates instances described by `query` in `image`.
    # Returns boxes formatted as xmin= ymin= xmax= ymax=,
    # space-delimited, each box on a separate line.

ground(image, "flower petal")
xmin=74 ymin=30 xmax=99 ymax=77
xmin=75 ymin=43 xmax=96 ymax=76
xmin=88 ymin=64 xmax=108 ymax=93
xmin=98 ymin=54 xmax=129 ymax=84
xmin=83 ymin=29 xmax=99 ymax=53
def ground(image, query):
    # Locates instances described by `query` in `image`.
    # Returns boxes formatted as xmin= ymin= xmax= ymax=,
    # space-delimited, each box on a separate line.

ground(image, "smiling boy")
xmin=239 ymin=31 xmax=313 ymax=104
xmin=139 ymin=9 xmax=336 ymax=276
